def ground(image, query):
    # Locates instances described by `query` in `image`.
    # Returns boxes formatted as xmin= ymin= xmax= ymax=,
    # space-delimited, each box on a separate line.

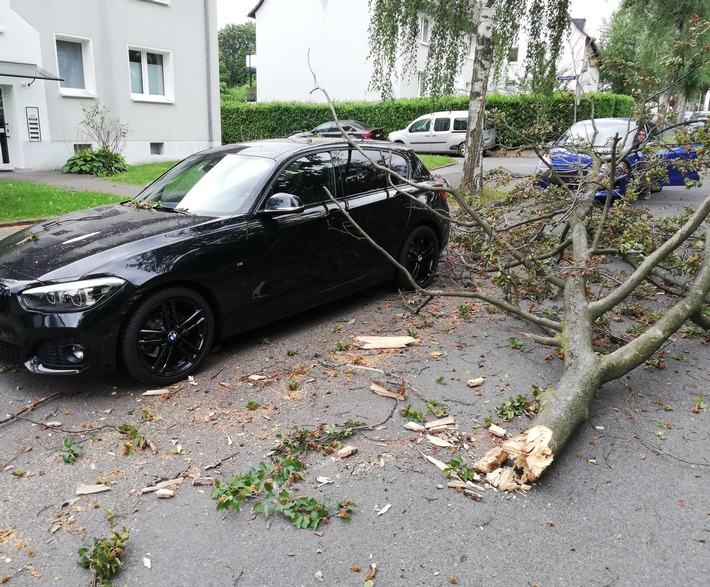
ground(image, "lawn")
xmin=0 ymin=183 xmax=125 ymax=223
xmin=102 ymin=161 xmax=177 ymax=185
xmin=0 ymin=155 xmax=456 ymax=223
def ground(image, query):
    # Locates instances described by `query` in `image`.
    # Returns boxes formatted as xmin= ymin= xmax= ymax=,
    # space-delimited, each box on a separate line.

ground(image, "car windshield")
xmin=135 ymin=152 xmax=275 ymax=216
xmin=558 ymin=120 xmax=637 ymax=150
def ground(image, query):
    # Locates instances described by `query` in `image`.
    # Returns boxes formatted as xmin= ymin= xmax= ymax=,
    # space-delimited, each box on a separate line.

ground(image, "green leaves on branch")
xmin=211 ymin=457 xmax=356 ymax=530
xmin=77 ymin=527 xmax=129 ymax=587
xmin=61 ymin=437 xmax=84 ymax=464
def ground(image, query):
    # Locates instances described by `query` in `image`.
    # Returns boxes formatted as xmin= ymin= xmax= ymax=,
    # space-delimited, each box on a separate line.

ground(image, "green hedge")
xmin=220 ymin=93 xmax=634 ymax=147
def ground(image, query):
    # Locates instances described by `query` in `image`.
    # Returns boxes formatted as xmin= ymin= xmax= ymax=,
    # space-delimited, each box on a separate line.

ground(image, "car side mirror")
xmin=261 ymin=193 xmax=305 ymax=215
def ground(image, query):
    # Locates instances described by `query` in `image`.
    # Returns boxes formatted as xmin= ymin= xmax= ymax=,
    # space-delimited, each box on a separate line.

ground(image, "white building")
xmin=0 ymin=0 xmax=221 ymax=171
xmin=246 ymin=0 xmax=600 ymax=102
xmin=496 ymin=18 xmax=600 ymax=95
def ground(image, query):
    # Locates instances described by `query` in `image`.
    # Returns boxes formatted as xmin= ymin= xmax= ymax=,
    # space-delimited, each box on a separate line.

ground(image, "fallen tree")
xmin=310 ymin=47 xmax=709 ymax=489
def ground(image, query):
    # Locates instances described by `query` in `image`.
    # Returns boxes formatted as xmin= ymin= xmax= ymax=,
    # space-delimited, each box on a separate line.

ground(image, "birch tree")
xmin=368 ymin=0 xmax=572 ymax=192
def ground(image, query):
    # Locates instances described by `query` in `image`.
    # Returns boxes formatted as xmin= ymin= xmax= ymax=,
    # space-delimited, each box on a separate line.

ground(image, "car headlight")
xmin=535 ymin=156 xmax=551 ymax=172
xmin=20 ymin=277 xmax=126 ymax=313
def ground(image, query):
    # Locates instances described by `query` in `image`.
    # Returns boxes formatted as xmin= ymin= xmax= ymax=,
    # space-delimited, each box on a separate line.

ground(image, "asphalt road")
xmin=1 ymin=163 xmax=709 ymax=586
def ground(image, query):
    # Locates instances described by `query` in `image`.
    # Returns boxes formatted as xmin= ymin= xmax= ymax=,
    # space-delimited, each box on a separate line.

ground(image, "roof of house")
xmin=247 ymin=0 xmax=263 ymax=18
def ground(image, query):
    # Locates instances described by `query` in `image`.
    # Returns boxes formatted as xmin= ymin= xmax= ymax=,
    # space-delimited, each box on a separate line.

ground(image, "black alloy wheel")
xmin=121 ymin=287 xmax=214 ymax=384
xmin=396 ymin=225 xmax=440 ymax=289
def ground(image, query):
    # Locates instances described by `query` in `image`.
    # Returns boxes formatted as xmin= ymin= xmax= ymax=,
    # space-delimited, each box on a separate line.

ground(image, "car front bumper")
xmin=0 ymin=280 xmax=132 ymax=375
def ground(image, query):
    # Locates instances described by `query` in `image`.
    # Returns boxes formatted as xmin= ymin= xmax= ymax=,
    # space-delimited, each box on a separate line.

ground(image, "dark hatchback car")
xmin=0 ymin=139 xmax=449 ymax=384
xmin=290 ymin=120 xmax=386 ymax=141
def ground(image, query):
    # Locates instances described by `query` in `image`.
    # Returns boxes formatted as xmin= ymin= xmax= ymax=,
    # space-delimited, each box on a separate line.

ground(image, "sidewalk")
xmin=0 ymin=169 xmax=140 ymax=198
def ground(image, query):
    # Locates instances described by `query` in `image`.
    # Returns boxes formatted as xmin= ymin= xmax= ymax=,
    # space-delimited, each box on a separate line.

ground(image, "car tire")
xmin=457 ymin=142 xmax=467 ymax=158
xmin=396 ymin=225 xmax=440 ymax=289
xmin=121 ymin=287 xmax=214 ymax=385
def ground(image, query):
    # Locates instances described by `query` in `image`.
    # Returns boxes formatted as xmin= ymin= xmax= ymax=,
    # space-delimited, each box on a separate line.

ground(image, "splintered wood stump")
xmin=476 ymin=425 xmax=554 ymax=491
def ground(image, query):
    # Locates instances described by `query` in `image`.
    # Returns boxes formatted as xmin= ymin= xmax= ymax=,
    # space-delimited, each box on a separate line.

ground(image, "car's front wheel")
xmin=121 ymin=287 xmax=214 ymax=385
xmin=396 ymin=225 xmax=440 ymax=289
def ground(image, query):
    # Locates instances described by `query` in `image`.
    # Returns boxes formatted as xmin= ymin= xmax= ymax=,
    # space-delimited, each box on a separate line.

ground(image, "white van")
xmin=388 ymin=111 xmax=497 ymax=156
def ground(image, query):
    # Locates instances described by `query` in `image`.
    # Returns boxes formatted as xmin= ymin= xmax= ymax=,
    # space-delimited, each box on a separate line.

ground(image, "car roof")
xmin=418 ymin=111 xmax=469 ymax=118
xmin=198 ymin=138 xmax=412 ymax=161
xmin=572 ymin=117 xmax=636 ymax=126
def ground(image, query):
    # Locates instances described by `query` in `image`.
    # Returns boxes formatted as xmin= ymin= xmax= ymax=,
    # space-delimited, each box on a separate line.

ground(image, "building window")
xmin=55 ymin=35 xmax=96 ymax=97
xmin=508 ymin=46 xmax=519 ymax=63
xmin=421 ymin=18 xmax=430 ymax=43
xmin=150 ymin=142 xmax=164 ymax=155
xmin=74 ymin=143 xmax=92 ymax=153
xmin=129 ymin=47 xmax=173 ymax=102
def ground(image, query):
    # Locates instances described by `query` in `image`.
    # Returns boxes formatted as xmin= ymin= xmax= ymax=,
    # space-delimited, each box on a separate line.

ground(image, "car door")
xmin=425 ymin=115 xmax=453 ymax=153
xmin=655 ymin=126 xmax=701 ymax=186
xmin=332 ymin=147 xmax=411 ymax=279
xmin=405 ymin=116 xmax=433 ymax=151
xmin=244 ymin=151 xmax=350 ymax=322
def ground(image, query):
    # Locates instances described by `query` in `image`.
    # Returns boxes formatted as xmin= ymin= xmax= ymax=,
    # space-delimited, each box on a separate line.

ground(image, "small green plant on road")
xmin=274 ymin=421 xmax=364 ymax=456
xmin=77 ymin=527 xmax=129 ymax=587
xmin=495 ymin=386 xmax=542 ymax=420
xmin=211 ymin=457 xmax=356 ymax=530
xmin=61 ymin=437 xmax=84 ymax=464
xmin=116 ymin=424 xmax=147 ymax=455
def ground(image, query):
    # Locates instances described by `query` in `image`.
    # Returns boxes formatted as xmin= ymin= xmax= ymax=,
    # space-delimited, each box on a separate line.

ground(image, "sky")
xmin=216 ymin=0 xmax=621 ymax=38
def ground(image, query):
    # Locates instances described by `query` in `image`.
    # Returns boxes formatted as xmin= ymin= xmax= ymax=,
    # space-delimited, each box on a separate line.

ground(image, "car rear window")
xmin=453 ymin=118 xmax=468 ymax=132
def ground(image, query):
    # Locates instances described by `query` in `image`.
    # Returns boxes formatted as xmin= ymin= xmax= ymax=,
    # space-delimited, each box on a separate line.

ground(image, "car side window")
xmin=313 ymin=123 xmax=333 ymax=134
xmin=272 ymin=152 xmax=334 ymax=206
xmin=337 ymin=149 xmax=386 ymax=197
xmin=434 ymin=118 xmax=450 ymax=132
xmin=453 ymin=118 xmax=467 ymax=131
xmin=409 ymin=118 xmax=431 ymax=133
xmin=384 ymin=152 xmax=409 ymax=181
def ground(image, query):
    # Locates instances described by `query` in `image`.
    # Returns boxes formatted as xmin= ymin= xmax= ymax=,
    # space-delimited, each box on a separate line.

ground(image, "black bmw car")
xmin=0 ymin=139 xmax=449 ymax=385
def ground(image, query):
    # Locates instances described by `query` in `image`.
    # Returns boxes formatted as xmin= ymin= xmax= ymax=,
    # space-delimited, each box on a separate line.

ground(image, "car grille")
xmin=0 ymin=339 xmax=23 ymax=366
xmin=0 ymin=284 xmax=9 ymax=315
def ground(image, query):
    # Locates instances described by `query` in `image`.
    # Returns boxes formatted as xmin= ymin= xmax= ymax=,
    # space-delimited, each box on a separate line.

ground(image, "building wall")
xmin=490 ymin=21 xmax=599 ymax=95
xmin=0 ymin=0 xmax=220 ymax=170
xmin=252 ymin=0 xmax=594 ymax=104
xmin=254 ymin=0 xmax=380 ymax=103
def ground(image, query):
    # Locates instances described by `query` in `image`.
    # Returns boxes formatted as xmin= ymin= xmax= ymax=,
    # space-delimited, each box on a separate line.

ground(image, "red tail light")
xmin=434 ymin=182 xmax=448 ymax=201
xmin=361 ymin=131 xmax=373 ymax=139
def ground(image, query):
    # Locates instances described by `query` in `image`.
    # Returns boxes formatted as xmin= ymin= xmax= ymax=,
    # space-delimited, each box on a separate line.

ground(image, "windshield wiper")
xmin=152 ymin=204 xmax=192 ymax=215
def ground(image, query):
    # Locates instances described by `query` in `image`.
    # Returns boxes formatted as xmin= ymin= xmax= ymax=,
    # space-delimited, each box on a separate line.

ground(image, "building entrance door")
xmin=0 ymin=88 xmax=9 ymax=165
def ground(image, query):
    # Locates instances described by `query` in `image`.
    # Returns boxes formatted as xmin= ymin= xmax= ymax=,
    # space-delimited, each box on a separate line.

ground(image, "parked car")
xmin=0 ymin=139 xmax=449 ymax=384
xmin=534 ymin=117 xmax=702 ymax=196
xmin=690 ymin=111 xmax=710 ymax=122
xmin=290 ymin=120 xmax=386 ymax=141
xmin=388 ymin=111 xmax=497 ymax=156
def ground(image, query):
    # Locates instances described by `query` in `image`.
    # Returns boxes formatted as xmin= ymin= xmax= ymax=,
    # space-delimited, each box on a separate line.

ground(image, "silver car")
xmin=388 ymin=110 xmax=497 ymax=156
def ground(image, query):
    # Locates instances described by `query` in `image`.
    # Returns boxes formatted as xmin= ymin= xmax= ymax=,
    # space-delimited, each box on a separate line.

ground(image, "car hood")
xmin=0 ymin=203 xmax=220 ymax=283
xmin=536 ymin=147 xmax=594 ymax=172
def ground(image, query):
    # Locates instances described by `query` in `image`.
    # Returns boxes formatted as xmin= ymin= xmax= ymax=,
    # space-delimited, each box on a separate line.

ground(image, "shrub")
xmin=220 ymin=92 xmax=635 ymax=147
xmin=63 ymin=147 xmax=128 ymax=177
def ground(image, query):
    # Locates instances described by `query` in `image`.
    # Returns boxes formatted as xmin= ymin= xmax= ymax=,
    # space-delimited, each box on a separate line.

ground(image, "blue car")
xmin=535 ymin=118 xmax=702 ymax=197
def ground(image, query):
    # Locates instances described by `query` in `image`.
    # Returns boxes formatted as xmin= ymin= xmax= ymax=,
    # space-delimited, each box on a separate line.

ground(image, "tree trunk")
xmin=461 ymin=0 xmax=494 ymax=193
xmin=476 ymin=208 xmax=710 ymax=491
